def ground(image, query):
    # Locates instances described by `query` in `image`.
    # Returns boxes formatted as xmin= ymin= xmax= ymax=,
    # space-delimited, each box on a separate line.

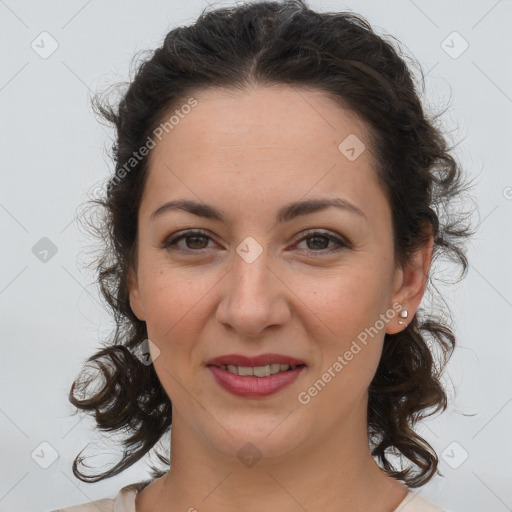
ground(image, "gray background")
xmin=1 ymin=1 xmax=511 ymax=511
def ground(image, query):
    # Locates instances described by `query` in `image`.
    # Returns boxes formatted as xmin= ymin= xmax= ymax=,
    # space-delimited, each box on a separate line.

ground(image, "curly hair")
xmin=69 ymin=0 xmax=473 ymax=487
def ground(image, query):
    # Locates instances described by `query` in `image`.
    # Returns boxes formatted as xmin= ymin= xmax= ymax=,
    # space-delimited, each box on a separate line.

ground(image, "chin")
xmin=205 ymin=415 xmax=309 ymax=463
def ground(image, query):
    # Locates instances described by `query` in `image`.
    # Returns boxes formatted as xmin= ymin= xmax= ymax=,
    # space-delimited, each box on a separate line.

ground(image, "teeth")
xmin=221 ymin=363 xmax=297 ymax=377
xmin=270 ymin=363 xmax=282 ymax=374
xmin=238 ymin=365 xmax=254 ymax=376
xmin=226 ymin=364 xmax=238 ymax=374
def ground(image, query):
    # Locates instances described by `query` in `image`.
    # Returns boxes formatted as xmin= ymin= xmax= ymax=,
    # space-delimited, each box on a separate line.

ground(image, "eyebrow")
xmin=149 ymin=197 xmax=367 ymax=223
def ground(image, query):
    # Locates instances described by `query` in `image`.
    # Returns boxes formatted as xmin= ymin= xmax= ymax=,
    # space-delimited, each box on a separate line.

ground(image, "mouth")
xmin=208 ymin=362 xmax=306 ymax=377
xmin=205 ymin=353 xmax=306 ymax=369
xmin=205 ymin=354 xmax=307 ymax=397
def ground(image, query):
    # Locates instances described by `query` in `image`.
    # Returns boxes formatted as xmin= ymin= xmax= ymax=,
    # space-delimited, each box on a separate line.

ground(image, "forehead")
xmin=141 ymin=85 xmax=388 ymax=225
xmin=149 ymin=85 xmax=373 ymax=167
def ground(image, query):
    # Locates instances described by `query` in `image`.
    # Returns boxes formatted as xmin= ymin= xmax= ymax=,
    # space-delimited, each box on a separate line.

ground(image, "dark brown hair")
xmin=70 ymin=0 xmax=473 ymax=487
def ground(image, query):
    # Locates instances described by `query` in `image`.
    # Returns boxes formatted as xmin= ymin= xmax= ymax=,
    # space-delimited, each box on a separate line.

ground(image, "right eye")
xmin=162 ymin=229 xmax=218 ymax=252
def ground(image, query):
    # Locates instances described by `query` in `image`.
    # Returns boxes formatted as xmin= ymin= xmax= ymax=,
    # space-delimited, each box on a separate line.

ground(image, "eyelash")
xmin=161 ymin=229 xmax=350 ymax=254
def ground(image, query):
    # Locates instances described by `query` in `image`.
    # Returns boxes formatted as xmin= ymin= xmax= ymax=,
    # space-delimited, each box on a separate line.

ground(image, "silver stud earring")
xmin=398 ymin=309 xmax=408 ymax=325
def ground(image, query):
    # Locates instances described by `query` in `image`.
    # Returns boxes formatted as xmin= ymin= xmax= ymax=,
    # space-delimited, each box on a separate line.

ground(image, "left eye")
xmin=294 ymin=231 xmax=347 ymax=252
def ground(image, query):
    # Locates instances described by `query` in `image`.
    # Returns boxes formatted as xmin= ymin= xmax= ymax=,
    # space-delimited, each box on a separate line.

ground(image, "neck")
xmin=136 ymin=401 xmax=408 ymax=512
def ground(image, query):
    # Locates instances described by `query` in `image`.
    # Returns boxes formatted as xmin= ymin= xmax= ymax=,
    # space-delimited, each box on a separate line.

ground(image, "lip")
xmin=205 ymin=353 xmax=306 ymax=367
xmin=207 ymin=365 xmax=307 ymax=397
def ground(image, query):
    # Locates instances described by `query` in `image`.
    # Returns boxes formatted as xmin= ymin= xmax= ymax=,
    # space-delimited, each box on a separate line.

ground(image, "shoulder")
xmin=393 ymin=491 xmax=448 ymax=512
xmin=50 ymin=481 xmax=151 ymax=512
xmin=50 ymin=497 xmax=114 ymax=512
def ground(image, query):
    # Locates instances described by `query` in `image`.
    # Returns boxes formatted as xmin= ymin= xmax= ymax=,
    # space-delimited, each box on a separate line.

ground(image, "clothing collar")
xmin=113 ymin=481 xmax=152 ymax=512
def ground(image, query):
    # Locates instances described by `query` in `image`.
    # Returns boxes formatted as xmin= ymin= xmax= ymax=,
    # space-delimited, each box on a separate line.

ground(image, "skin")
xmin=128 ymin=85 xmax=433 ymax=512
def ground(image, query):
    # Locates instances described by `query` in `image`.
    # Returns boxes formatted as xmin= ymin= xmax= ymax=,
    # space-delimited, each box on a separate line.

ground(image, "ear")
xmin=127 ymin=266 xmax=146 ymax=321
xmin=386 ymin=226 xmax=434 ymax=334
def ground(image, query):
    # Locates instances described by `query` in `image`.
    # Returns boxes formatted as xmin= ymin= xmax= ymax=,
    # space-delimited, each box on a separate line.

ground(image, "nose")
xmin=216 ymin=246 xmax=291 ymax=338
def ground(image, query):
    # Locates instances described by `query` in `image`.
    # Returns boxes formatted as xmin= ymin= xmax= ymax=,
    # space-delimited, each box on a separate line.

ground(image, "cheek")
xmin=304 ymin=263 xmax=392 ymax=336
xmin=297 ymin=260 xmax=393 ymax=380
xmin=137 ymin=264 xmax=208 ymax=345
xmin=300 ymin=282 xmax=388 ymax=410
xmin=140 ymin=268 xmax=214 ymax=401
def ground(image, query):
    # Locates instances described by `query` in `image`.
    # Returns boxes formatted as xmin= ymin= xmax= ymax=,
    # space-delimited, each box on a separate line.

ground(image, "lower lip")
xmin=207 ymin=365 xmax=306 ymax=397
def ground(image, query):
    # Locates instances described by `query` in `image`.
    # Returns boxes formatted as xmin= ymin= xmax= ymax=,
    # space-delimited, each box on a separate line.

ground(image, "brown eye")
xmin=184 ymin=234 xmax=209 ymax=249
xmin=162 ymin=230 xmax=215 ymax=251
xmin=295 ymin=230 xmax=349 ymax=253
xmin=305 ymin=235 xmax=330 ymax=250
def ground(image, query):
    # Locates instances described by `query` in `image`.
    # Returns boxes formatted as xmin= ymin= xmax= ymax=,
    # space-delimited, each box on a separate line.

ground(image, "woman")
xmin=58 ymin=0 xmax=472 ymax=510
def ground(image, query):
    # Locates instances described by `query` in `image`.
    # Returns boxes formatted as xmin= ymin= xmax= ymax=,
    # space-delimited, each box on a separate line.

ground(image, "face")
xmin=128 ymin=85 xmax=426 ymax=463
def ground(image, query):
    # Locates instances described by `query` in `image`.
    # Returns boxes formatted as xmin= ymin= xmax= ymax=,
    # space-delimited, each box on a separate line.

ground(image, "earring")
xmin=397 ymin=309 xmax=408 ymax=325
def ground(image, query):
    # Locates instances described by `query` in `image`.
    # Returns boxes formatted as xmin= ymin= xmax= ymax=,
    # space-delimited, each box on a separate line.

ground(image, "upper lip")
xmin=206 ymin=353 xmax=306 ymax=367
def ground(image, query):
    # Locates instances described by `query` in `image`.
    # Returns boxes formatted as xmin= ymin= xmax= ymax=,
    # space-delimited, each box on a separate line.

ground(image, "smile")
xmin=212 ymin=363 xmax=302 ymax=377
xmin=207 ymin=364 xmax=307 ymax=397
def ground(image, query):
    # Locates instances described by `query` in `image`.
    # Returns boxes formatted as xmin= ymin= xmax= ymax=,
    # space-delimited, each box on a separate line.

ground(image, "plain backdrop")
xmin=1 ymin=1 xmax=511 ymax=511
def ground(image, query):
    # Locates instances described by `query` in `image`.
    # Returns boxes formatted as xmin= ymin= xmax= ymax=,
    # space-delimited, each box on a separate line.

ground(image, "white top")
xmin=52 ymin=480 xmax=447 ymax=512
